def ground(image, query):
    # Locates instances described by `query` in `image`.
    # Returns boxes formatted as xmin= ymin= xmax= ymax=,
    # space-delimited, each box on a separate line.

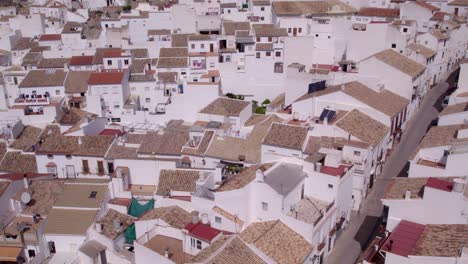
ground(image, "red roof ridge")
xmin=425 ymin=177 xmax=453 ymax=192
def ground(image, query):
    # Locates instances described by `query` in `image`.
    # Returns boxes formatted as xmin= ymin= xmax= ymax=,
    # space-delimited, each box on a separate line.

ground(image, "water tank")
xmin=201 ymin=213 xmax=209 ymax=225
xmin=191 ymin=211 xmax=199 ymax=224
xmin=453 ymin=178 xmax=465 ymax=193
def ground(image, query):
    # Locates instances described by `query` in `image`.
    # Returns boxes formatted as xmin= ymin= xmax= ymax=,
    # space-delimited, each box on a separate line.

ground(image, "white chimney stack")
xmin=315 ymin=162 xmax=322 ymax=172
xmin=405 ymin=190 xmax=411 ymax=200
xmin=255 ymin=169 xmax=265 ymax=182
xmin=201 ymin=213 xmax=209 ymax=225
xmin=78 ymin=137 xmax=82 ymax=144
xmin=23 ymin=174 xmax=29 ymax=189
xmin=191 ymin=211 xmax=199 ymax=224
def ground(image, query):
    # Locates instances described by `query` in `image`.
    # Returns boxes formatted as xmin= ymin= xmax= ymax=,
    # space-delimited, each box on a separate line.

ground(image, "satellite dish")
xmin=21 ymin=192 xmax=31 ymax=204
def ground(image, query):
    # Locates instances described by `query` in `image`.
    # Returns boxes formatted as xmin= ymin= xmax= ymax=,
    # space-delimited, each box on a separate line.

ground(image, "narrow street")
xmin=324 ymin=71 xmax=456 ymax=264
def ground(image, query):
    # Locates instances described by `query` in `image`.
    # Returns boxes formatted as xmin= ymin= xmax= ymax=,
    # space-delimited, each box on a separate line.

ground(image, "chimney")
xmin=95 ymin=222 xmax=103 ymax=233
xmin=23 ymin=174 xmax=29 ymax=189
xmin=324 ymin=116 xmax=328 ymax=125
xmin=315 ymin=162 xmax=322 ymax=172
xmin=164 ymin=249 xmax=170 ymax=258
xmin=404 ymin=190 xmax=411 ymax=200
xmin=78 ymin=137 xmax=82 ymax=145
xmin=113 ymin=219 xmax=121 ymax=230
xmin=255 ymin=169 xmax=265 ymax=182
xmin=201 ymin=213 xmax=209 ymax=225
xmin=191 ymin=211 xmax=199 ymax=224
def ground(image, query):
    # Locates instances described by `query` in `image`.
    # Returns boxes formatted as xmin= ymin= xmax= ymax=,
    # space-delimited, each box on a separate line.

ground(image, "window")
xmin=201 ymin=44 xmax=205 ymax=49
xmin=260 ymin=16 xmax=264 ymax=21
xmin=403 ymin=28 xmax=408 ymax=33
xmin=268 ymin=37 xmax=272 ymax=42
xmin=13 ymin=77 xmax=18 ymax=85
xmin=354 ymin=151 xmax=361 ymax=156
xmin=275 ymin=51 xmax=281 ymax=57
xmin=114 ymin=104 xmax=120 ymax=109
xmin=266 ymin=51 xmax=271 ymax=56
xmin=55 ymin=90 xmax=60 ymax=95
xmin=328 ymin=184 xmax=333 ymax=189
xmin=315 ymin=34 xmax=319 ymax=37
xmin=89 ymin=191 xmax=97 ymax=198
xmin=298 ymin=28 xmax=302 ymax=33
xmin=391 ymin=43 xmax=396 ymax=48
xmin=288 ymin=28 xmax=291 ymax=33
xmin=145 ymin=98 xmax=151 ymax=102
xmin=215 ymin=216 xmax=222 ymax=224
xmin=105 ymin=24 xmax=108 ymax=28
xmin=47 ymin=154 xmax=53 ymax=159
xmin=260 ymin=7 xmax=265 ymax=11
xmin=227 ymin=9 xmax=230 ymax=13
xmin=107 ymin=60 xmax=112 ymax=66
xmin=442 ymin=52 xmax=445 ymax=58
xmin=28 ymin=249 xmax=36 ymax=258
xmin=262 ymin=202 xmax=268 ymax=211
xmin=191 ymin=44 xmax=195 ymax=49
xmin=124 ymin=59 xmax=129 ymax=65
xmin=256 ymin=52 xmax=260 ymax=59
xmin=111 ymin=118 xmax=121 ymax=123
xmin=256 ymin=37 xmax=260 ymax=42
xmin=274 ymin=62 xmax=283 ymax=73
xmin=66 ymin=155 xmax=72 ymax=159
xmin=191 ymin=238 xmax=202 ymax=249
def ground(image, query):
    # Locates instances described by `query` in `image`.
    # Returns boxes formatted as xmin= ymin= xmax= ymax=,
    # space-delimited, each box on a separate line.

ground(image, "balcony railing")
xmin=15 ymin=97 xmax=50 ymax=106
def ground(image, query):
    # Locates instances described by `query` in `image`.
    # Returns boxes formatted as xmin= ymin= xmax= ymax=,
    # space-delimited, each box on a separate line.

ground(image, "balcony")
xmin=24 ymin=106 xmax=44 ymax=116
xmin=191 ymin=61 xmax=206 ymax=70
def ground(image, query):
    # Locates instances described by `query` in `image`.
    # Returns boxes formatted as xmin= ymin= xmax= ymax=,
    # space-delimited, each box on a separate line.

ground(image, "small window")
xmin=215 ymin=216 xmax=222 ymax=224
xmin=260 ymin=16 xmax=264 ymax=21
xmin=107 ymin=60 xmax=112 ymax=66
xmin=315 ymin=34 xmax=319 ymax=37
xmin=256 ymin=37 xmax=260 ymax=42
xmin=196 ymin=240 xmax=202 ymax=249
xmin=274 ymin=62 xmax=283 ymax=73
xmin=28 ymin=249 xmax=36 ymax=258
xmin=391 ymin=43 xmax=396 ymax=48
xmin=403 ymin=28 xmax=408 ymax=33
xmin=47 ymin=154 xmax=53 ymax=159
xmin=266 ymin=51 xmax=271 ymax=57
xmin=13 ymin=77 xmax=18 ymax=85
xmin=201 ymin=44 xmax=205 ymax=49
xmin=89 ymin=191 xmax=97 ymax=198
xmin=124 ymin=59 xmax=129 ymax=65
xmin=65 ymin=155 xmax=72 ymax=159
xmin=298 ymin=28 xmax=302 ymax=33
xmin=268 ymin=36 xmax=272 ymax=42
xmin=55 ymin=90 xmax=60 ymax=95
xmin=114 ymin=104 xmax=120 ymax=109
xmin=275 ymin=51 xmax=281 ymax=57
xmin=191 ymin=44 xmax=195 ymax=49
xmin=354 ymin=151 xmax=361 ymax=156
xmin=260 ymin=7 xmax=265 ymax=11
xmin=262 ymin=202 xmax=268 ymax=211
xmin=256 ymin=52 xmax=260 ymax=59
xmin=288 ymin=28 xmax=292 ymax=33
xmin=145 ymin=98 xmax=151 ymax=102
xmin=328 ymin=184 xmax=333 ymax=189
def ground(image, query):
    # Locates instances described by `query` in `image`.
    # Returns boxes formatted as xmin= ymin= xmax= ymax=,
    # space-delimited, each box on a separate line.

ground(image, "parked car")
xmin=441 ymin=95 xmax=450 ymax=108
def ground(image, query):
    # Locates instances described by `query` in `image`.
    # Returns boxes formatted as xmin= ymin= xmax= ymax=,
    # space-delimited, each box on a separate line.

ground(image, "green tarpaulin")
xmin=125 ymin=197 xmax=154 ymax=243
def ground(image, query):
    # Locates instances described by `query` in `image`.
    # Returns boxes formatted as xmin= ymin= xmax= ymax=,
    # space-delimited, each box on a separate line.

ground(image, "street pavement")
xmin=324 ymin=73 xmax=454 ymax=264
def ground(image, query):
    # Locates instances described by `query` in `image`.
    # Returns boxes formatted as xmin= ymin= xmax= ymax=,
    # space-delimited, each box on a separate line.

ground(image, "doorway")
xmin=66 ymin=165 xmax=75 ymax=178
xmin=293 ymin=28 xmax=297 ymax=36
xmin=97 ymin=161 xmax=105 ymax=175
xmin=210 ymin=44 xmax=214 ymax=52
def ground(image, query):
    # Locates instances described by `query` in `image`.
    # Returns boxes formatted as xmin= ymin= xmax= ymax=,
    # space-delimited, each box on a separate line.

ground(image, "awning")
xmin=0 ymin=246 xmax=22 ymax=261
xmin=79 ymin=240 xmax=106 ymax=257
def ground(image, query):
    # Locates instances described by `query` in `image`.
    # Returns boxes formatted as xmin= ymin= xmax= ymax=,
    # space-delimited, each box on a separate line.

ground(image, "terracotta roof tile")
xmin=335 ymin=109 xmax=389 ymax=145
xmin=199 ymin=97 xmax=250 ymax=116
xmin=88 ymin=71 xmax=125 ymax=85
xmin=373 ymin=49 xmax=426 ymax=78
xmin=263 ymin=123 xmax=308 ymax=150
xmin=156 ymin=170 xmax=200 ymax=195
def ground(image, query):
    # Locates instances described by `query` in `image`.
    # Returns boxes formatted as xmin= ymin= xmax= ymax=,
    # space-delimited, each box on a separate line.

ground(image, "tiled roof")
xmin=88 ymin=71 xmax=125 ymax=85
xmin=159 ymin=47 xmax=188 ymax=57
xmin=448 ymin=0 xmax=468 ymax=5
xmin=54 ymin=183 xmax=109 ymax=208
xmin=105 ymin=144 xmax=138 ymax=159
xmin=12 ymin=179 xmax=65 ymax=216
xmin=185 ymin=222 xmax=222 ymax=242
xmin=147 ymin=29 xmax=171 ymax=35
xmin=372 ymin=49 xmax=426 ymax=78
xmin=191 ymin=236 xmax=266 ymax=264
xmin=293 ymin=85 xmax=341 ymax=103
xmin=171 ymin=34 xmax=195 ymax=47
xmin=358 ymin=7 xmax=399 ymax=17
xmin=156 ymin=170 xmax=200 ymax=195
xmin=69 ymin=55 xmax=94 ymax=66
xmin=139 ymin=206 xmax=192 ymax=229
xmin=256 ymin=43 xmax=273 ymax=51
xmin=93 ymin=48 xmax=122 ymax=64
xmin=412 ymin=224 xmax=468 ymax=257
xmin=223 ymin=21 xmax=250 ymax=35
xmin=439 ymin=102 xmax=468 ymax=116
xmin=272 ymin=0 xmax=356 ymax=16
xmin=407 ymin=43 xmax=437 ymax=59
xmin=138 ymin=130 xmax=189 ymax=155
xmin=65 ymin=71 xmax=93 ymax=93
xmin=430 ymin=30 xmax=450 ymax=40
xmin=206 ymin=115 xmax=282 ymax=163
xmin=157 ymin=72 xmax=178 ymax=83
xmin=37 ymin=135 xmax=113 ymax=157
xmin=336 ymin=109 xmax=389 ymax=146
xmin=252 ymin=24 xmax=288 ymax=37
xmin=37 ymin=58 xmax=70 ymax=69
xmin=131 ymin=48 xmax=148 ymax=58
xmin=411 ymin=124 xmax=468 ymax=159
xmin=383 ymin=177 xmax=428 ymax=199
xmin=0 ymin=152 xmax=37 ymax=173
xmin=199 ymin=97 xmax=250 ymax=116
xmin=10 ymin=126 xmax=42 ymax=152
xmin=414 ymin=0 xmax=440 ymax=11
xmin=188 ymin=35 xmax=212 ymax=41
xmin=38 ymin=34 xmax=61 ymax=41
xmin=44 ymin=209 xmax=97 ymax=235
xmin=59 ymin=108 xmax=96 ymax=125
xmin=217 ymin=163 xmax=274 ymax=192
xmin=240 ymin=220 xmax=313 ymax=264
xmin=157 ymin=57 xmax=188 ymax=68
xmin=382 ymin=220 xmax=426 ymax=256
xmin=12 ymin=37 xmax=36 ymax=51
xmin=287 ymin=197 xmax=330 ymax=225
xmin=182 ymin=130 xmax=214 ymax=157
xmin=98 ymin=209 xmax=135 ymax=239
xmin=18 ymin=70 xmax=67 ymax=88
xmin=263 ymin=123 xmax=308 ymax=150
